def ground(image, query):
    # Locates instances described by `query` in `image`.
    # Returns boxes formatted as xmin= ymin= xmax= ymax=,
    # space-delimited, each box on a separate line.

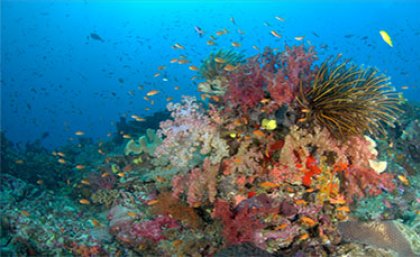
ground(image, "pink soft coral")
xmin=340 ymin=165 xmax=395 ymax=203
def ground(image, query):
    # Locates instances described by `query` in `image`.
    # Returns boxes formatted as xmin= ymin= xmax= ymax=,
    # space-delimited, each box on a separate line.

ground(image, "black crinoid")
xmin=296 ymin=56 xmax=403 ymax=141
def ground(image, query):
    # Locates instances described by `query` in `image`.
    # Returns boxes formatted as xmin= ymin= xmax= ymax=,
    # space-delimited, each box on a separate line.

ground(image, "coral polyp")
xmin=296 ymin=57 xmax=403 ymax=140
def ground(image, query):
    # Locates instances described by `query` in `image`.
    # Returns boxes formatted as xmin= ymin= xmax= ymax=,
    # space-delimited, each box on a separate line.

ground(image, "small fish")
xmin=189 ymin=65 xmax=199 ymax=71
xmin=336 ymin=206 xmax=350 ymax=212
xmin=275 ymin=16 xmax=285 ymax=22
xmin=177 ymin=59 xmax=190 ymax=64
xmin=261 ymin=119 xmax=277 ymax=130
xmin=312 ymin=31 xmax=320 ymax=37
xmin=127 ymin=211 xmax=137 ymax=218
xmin=259 ymin=181 xmax=278 ymax=189
xmin=294 ymin=36 xmax=304 ymax=41
xmin=147 ymin=199 xmax=159 ymax=206
xmin=231 ymin=42 xmax=241 ymax=47
xmin=20 ymin=210 xmax=30 ymax=217
xmin=252 ymin=45 xmax=260 ymax=51
xmin=299 ymin=233 xmax=310 ymax=240
xmin=122 ymin=134 xmax=131 ymax=139
xmin=58 ymin=158 xmax=66 ymax=164
xmin=174 ymin=86 xmax=180 ymax=90
xmin=57 ymin=152 xmax=66 ymax=157
xmin=230 ymin=16 xmax=236 ymax=25
xmin=147 ymin=90 xmax=159 ymax=96
xmin=253 ymin=130 xmax=265 ymax=137
xmin=155 ymin=176 xmax=167 ymax=183
xmin=166 ymin=97 xmax=173 ymax=101
xmin=172 ymin=43 xmax=185 ymax=49
xmin=194 ymin=26 xmax=204 ymax=37
xmin=401 ymin=85 xmax=408 ymax=90
xmin=153 ymin=72 xmax=160 ymax=77
xmin=15 ymin=159 xmax=24 ymax=164
xmin=329 ymin=195 xmax=346 ymax=204
xmin=81 ymin=179 xmax=90 ymax=185
xmin=214 ymin=57 xmax=226 ymax=63
xmin=300 ymin=216 xmax=317 ymax=227
xmin=90 ymin=33 xmax=104 ymax=42
xmin=75 ymin=130 xmax=85 ymax=136
xmin=173 ymin=239 xmax=183 ymax=247
xmin=229 ymin=132 xmax=237 ymax=138
xmin=398 ymin=175 xmax=409 ymax=186
xmin=274 ymin=223 xmax=288 ymax=230
xmin=170 ymin=58 xmax=178 ymax=63
xmin=36 ymin=179 xmax=44 ymax=185
xmin=101 ymin=172 xmax=110 ymax=178
xmin=294 ymin=199 xmax=307 ymax=205
xmin=270 ymin=30 xmax=282 ymax=38
xmin=379 ymin=30 xmax=393 ymax=47
xmin=223 ymin=64 xmax=237 ymax=71
xmin=79 ymin=199 xmax=91 ymax=205
xmin=91 ymin=219 xmax=102 ymax=227
xmin=117 ymin=172 xmax=125 ymax=177
xmin=207 ymin=40 xmax=216 ymax=46
xmin=157 ymin=65 xmax=166 ymax=70
xmin=247 ymin=191 xmax=256 ymax=198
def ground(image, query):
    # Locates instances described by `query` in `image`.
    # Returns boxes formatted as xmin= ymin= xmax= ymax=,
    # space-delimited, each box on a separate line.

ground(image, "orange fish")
xmin=57 ymin=152 xmax=66 ymax=157
xmin=274 ymin=223 xmax=288 ymax=230
xmin=147 ymin=90 xmax=159 ymax=96
xmin=177 ymin=59 xmax=190 ymax=64
xmin=79 ymin=199 xmax=91 ymax=205
xmin=127 ymin=211 xmax=137 ymax=218
xmin=299 ymin=233 xmax=309 ymax=240
xmin=300 ymin=216 xmax=317 ymax=227
xmin=166 ymin=97 xmax=173 ymax=101
xmin=101 ymin=173 xmax=110 ymax=178
xmin=58 ymin=158 xmax=66 ymax=164
xmin=211 ymin=95 xmax=221 ymax=102
xmin=275 ymin=16 xmax=285 ymax=22
xmin=122 ymin=134 xmax=131 ymax=139
xmin=333 ymin=162 xmax=348 ymax=172
xmin=231 ymin=42 xmax=241 ymax=47
xmin=329 ymin=195 xmax=346 ymax=205
xmin=75 ymin=130 xmax=85 ymax=136
xmin=20 ymin=210 xmax=30 ymax=217
xmin=91 ymin=219 xmax=102 ymax=227
xmin=117 ymin=172 xmax=125 ymax=177
xmin=259 ymin=181 xmax=278 ymax=189
xmin=81 ymin=179 xmax=90 ymax=185
xmin=170 ymin=58 xmax=178 ymax=63
xmin=398 ymin=175 xmax=409 ymax=186
xmin=294 ymin=199 xmax=307 ymax=205
xmin=253 ymin=130 xmax=265 ymax=137
xmin=147 ymin=199 xmax=159 ymax=206
xmin=214 ymin=57 xmax=226 ymax=63
xmin=172 ymin=43 xmax=185 ymax=49
xmin=189 ymin=65 xmax=199 ymax=71
xmin=270 ymin=30 xmax=282 ymax=38
xmin=223 ymin=64 xmax=237 ymax=71
xmin=336 ymin=206 xmax=350 ymax=212
xmin=207 ymin=40 xmax=216 ymax=46
xmin=75 ymin=164 xmax=85 ymax=170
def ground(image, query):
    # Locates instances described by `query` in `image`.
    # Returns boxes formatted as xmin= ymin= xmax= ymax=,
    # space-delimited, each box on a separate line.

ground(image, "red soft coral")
xmin=224 ymin=60 xmax=265 ymax=113
xmin=340 ymin=165 xmax=395 ymax=203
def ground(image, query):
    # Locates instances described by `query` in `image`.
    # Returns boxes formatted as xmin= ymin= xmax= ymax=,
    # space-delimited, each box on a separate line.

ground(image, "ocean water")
xmin=1 ymin=1 xmax=419 ymax=257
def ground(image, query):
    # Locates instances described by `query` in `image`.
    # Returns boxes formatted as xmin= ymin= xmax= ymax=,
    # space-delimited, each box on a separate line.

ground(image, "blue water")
xmin=2 ymin=0 xmax=419 ymax=148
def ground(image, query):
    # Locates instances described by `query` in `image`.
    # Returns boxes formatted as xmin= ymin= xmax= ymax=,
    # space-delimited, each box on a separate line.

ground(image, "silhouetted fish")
xmin=90 ymin=33 xmax=104 ymax=42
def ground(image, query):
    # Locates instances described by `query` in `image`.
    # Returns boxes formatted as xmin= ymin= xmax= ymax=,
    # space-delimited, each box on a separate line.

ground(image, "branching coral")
xmin=296 ymin=56 xmax=402 ymax=140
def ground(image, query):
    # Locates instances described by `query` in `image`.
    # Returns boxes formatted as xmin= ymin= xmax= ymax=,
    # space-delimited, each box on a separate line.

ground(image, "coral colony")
xmin=2 ymin=45 xmax=420 ymax=257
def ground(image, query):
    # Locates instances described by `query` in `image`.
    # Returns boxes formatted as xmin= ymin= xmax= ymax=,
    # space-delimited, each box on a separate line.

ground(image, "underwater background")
xmin=1 ymin=0 xmax=420 ymax=256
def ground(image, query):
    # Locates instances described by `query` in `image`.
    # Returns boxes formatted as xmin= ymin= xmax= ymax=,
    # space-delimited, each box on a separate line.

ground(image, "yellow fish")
xmin=379 ymin=30 xmax=393 ymax=47
xmin=261 ymin=119 xmax=277 ymax=130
